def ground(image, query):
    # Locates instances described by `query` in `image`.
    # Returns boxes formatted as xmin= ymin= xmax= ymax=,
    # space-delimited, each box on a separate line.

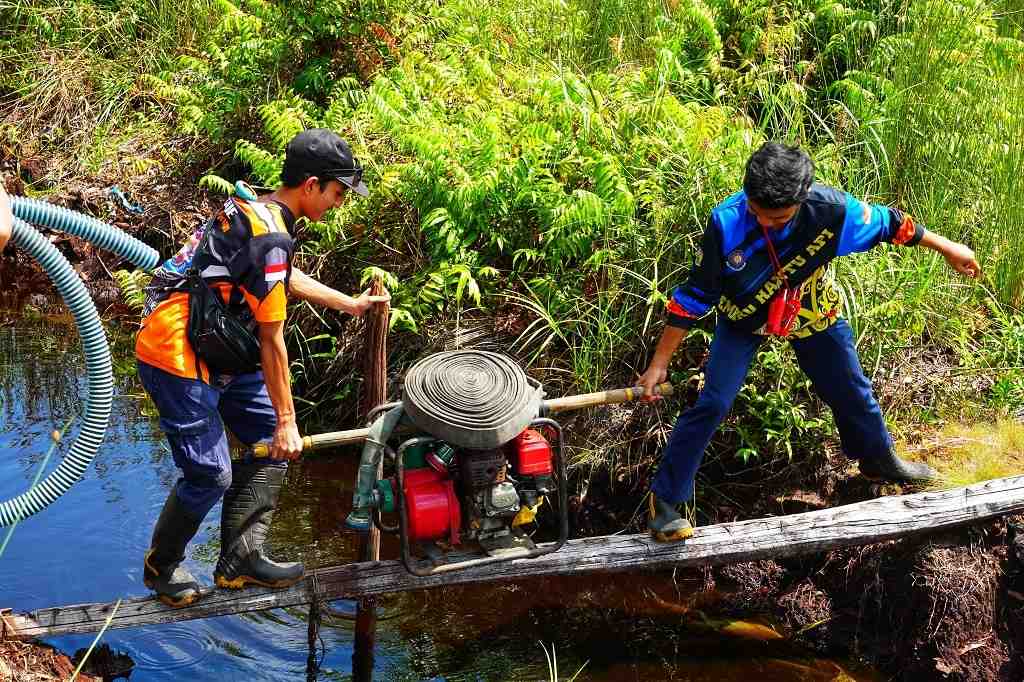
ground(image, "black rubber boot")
xmin=859 ymin=450 xmax=938 ymax=483
xmin=214 ymin=461 xmax=304 ymax=590
xmin=143 ymin=491 xmax=203 ymax=608
xmin=648 ymin=493 xmax=694 ymax=543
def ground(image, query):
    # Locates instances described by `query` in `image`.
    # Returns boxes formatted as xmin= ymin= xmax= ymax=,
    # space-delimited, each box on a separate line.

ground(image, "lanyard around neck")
xmin=759 ymin=223 xmax=790 ymax=290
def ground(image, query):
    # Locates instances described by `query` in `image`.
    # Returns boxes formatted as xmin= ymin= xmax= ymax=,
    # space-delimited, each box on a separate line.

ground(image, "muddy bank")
xmin=695 ymin=519 xmax=1022 ymax=681
xmin=0 ymin=638 xmax=109 ymax=682
xmin=0 ymin=159 xmax=211 ymax=314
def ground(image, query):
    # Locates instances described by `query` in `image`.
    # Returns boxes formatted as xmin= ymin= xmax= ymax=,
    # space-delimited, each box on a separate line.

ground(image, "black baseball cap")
xmin=283 ymin=128 xmax=368 ymax=197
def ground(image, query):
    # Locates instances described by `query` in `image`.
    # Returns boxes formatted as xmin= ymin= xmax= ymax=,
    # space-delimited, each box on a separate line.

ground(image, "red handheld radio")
xmin=761 ymin=224 xmax=801 ymax=337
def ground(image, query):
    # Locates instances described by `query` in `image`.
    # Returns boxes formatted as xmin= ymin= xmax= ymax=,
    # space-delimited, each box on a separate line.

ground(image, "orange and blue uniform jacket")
xmin=136 ymin=198 xmax=296 ymax=381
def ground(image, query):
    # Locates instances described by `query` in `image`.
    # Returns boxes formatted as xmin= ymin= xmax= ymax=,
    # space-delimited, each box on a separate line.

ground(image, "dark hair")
xmin=743 ymin=142 xmax=815 ymax=208
xmin=279 ymin=167 xmax=333 ymax=191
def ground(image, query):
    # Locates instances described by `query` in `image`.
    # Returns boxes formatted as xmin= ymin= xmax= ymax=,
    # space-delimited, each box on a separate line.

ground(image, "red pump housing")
xmin=509 ymin=429 xmax=553 ymax=476
xmin=404 ymin=468 xmax=461 ymax=544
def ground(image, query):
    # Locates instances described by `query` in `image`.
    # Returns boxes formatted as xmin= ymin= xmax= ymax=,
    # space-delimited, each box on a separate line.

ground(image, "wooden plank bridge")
xmin=6 ymin=475 xmax=1024 ymax=639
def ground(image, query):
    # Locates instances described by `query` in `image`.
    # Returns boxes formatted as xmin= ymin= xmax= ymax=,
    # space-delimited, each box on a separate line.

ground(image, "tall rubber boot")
xmin=859 ymin=450 xmax=937 ymax=483
xmin=143 ymin=490 xmax=203 ymax=608
xmin=648 ymin=493 xmax=694 ymax=543
xmin=214 ymin=461 xmax=304 ymax=590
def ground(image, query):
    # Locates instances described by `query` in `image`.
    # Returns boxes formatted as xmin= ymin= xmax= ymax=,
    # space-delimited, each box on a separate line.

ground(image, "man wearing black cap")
xmin=136 ymin=128 xmax=388 ymax=607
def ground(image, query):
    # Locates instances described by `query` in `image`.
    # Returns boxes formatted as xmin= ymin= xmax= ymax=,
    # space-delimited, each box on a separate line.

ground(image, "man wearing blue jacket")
xmin=638 ymin=142 xmax=980 ymax=542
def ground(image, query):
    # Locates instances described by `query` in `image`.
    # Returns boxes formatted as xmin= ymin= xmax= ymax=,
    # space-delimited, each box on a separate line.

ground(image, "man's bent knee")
xmin=174 ymin=472 xmax=231 ymax=520
xmin=693 ymin=390 xmax=732 ymax=422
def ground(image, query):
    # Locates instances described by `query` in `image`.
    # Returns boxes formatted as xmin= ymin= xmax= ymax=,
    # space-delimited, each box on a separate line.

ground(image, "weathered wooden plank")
xmin=11 ymin=475 xmax=1024 ymax=639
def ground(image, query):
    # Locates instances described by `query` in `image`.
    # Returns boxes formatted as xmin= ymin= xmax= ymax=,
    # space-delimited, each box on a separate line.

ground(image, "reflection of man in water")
xmin=0 ymin=183 xmax=12 ymax=251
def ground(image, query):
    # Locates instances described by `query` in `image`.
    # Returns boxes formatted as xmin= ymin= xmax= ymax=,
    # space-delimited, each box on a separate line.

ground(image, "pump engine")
xmin=375 ymin=426 xmax=558 ymax=560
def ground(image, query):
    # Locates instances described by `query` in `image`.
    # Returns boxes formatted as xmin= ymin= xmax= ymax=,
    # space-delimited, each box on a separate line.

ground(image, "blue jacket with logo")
xmin=666 ymin=183 xmax=924 ymax=338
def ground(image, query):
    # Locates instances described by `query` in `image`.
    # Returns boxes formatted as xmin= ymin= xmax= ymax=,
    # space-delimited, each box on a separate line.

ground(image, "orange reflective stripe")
xmin=135 ymin=292 xmax=209 ymax=381
xmin=237 ymin=200 xmax=286 ymax=236
xmin=243 ymin=281 xmax=287 ymax=323
xmin=666 ymin=298 xmax=697 ymax=319
xmin=892 ymin=215 xmax=917 ymax=245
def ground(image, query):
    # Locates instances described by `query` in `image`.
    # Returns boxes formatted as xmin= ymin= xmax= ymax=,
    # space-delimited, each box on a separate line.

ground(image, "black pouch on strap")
xmin=186 ymin=227 xmax=262 ymax=375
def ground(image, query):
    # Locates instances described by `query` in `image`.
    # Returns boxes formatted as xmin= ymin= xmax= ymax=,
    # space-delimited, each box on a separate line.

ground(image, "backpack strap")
xmin=189 ymin=218 xmax=247 ymax=307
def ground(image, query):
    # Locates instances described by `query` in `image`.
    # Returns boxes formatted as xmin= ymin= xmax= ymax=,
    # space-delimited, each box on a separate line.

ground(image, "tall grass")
xmin=840 ymin=0 xmax=1024 ymax=308
xmin=10 ymin=0 xmax=1024 ymax=471
xmin=0 ymin=0 xmax=219 ymax=141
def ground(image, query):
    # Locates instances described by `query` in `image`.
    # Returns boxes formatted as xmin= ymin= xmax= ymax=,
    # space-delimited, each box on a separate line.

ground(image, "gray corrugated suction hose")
xmin=11 ymin=196 xmax=160 ymax=270
xmin=345 ymin=405 xmax=404 ymax=532
xmin=0 ymin=217 xmax=114 ymax=526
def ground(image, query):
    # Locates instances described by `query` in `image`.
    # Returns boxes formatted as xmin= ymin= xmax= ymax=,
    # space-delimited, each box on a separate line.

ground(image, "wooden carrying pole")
xmin=12 ymin=475 xmax=1024 ymax=639
xmin=252 ymin=383 xmax=674 ymax=457
xmin=543 ymin=382 xmax=673 ymax=413
xmin=353 ymin=276 xmax=389 ymax=682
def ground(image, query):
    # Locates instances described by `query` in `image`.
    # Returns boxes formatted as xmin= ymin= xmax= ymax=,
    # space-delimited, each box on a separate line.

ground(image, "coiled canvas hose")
xmin=401 ymin=350 xmax=542 ymax=450
xmin=0 ymin=201 xmax=159 ymax=526
xmin=347 ymin=351 xmax=543 ymax=529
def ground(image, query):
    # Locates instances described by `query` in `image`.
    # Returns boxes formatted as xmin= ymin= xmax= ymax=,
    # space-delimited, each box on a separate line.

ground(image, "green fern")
xmin=113 ymin=270 xmax=152 ymax=314
xmin=199 ymin=174 xmax=235 ymax=195
xmin=234 ymin=139 xmax=283 ymax=187
xmin=258 ymin=99 xmax=310 ymax=152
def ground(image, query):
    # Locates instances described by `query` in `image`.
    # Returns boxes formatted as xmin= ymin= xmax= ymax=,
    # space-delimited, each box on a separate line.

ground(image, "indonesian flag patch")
xmin=265 ymin=247 xmax=289 ymax=283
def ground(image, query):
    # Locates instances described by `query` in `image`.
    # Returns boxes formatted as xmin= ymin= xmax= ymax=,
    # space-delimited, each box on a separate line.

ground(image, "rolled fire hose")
xmin=345 ymin=351 xmax=543 ymax=530
xmin=1 ymin=200 xmax=159 ymax=526
xmin=401 ymin=351 xmax=543 ymax=450
xmin=329 ymin=350 xmax=674 ymax=531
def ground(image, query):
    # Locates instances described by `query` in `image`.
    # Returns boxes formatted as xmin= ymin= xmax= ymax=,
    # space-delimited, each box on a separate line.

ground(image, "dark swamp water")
xmin=0 ymin=313 xmax=882 ymax=681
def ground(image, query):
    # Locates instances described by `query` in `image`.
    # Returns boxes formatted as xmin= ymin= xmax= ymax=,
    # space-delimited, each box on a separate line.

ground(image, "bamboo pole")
xmin=251 ymin=383 xmax=674 ymax=457
xmin=542 ymin=382 xmax=674 ymax=413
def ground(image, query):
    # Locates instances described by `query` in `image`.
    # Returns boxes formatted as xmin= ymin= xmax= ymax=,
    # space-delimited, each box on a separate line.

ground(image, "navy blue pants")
xmin=650 ymin=318 xmax=893 ymax=505
xmin=138 ymin=361 xmax=284 ymax=519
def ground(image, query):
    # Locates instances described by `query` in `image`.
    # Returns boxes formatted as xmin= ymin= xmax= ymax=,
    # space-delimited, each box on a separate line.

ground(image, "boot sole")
xmin=214 ymin=574 xmax=304 ymax=590
xmin=650 ymin=526 xmax=695 ymax=543
xmin=143 ymin=578 xmax=200 ymax=608
xmin=860 ymin=472 xmax=935 ymax=484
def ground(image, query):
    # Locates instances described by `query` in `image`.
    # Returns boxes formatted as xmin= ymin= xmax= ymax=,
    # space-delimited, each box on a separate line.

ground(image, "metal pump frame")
xmin=369 ymin=416 xmax=570 ymax=577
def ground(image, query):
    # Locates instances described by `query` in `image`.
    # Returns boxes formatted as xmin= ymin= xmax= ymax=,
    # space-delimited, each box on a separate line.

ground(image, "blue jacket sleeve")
xmin=836 ymin=192 xmax=925 ymax=257
xmin=666 ymin=217 xmax=723 ymax=329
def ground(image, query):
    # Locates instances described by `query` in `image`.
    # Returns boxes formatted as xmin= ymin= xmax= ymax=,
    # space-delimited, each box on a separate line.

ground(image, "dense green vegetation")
xmin=2 ymin=0 xmax=1022 ymax=481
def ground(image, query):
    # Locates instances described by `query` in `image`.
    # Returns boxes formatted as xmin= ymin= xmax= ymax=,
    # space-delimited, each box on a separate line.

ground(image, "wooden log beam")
xmin=10 ymin=475 xmax=1024 ymax=639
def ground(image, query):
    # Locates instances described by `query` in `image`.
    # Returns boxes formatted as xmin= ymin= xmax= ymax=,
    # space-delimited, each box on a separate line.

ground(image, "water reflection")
xmin=0 ymin=313 xmax=879 ymax=681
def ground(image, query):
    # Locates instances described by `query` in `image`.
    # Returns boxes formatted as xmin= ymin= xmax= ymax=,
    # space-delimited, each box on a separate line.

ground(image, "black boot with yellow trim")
xmin=214 ymin=461 xmax=304 ymax=590
xmin=647 ymin=493 xmax=694 ymax=543
xmin=143 ymin=490 xmax=203 ymax=607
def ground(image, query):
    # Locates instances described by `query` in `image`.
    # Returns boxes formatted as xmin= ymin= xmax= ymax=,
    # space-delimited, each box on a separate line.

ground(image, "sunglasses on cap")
xmin=325 ymin=163 xmax=363 ymax=190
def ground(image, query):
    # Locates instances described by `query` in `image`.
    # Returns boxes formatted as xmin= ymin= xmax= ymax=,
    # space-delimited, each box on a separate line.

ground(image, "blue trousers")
xmin=650 ymin=318 xmax=893 ymax=505
xmin=138 ymin=361 xmax=283 ymax=519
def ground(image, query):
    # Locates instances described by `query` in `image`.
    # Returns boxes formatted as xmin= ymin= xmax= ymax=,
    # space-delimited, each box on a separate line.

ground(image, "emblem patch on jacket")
xmin=726 ymin=249 xmax=747 ymax=271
